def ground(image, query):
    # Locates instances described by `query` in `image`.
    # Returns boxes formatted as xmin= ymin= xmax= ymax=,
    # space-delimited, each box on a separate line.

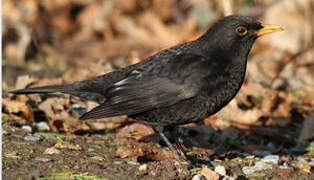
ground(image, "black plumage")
xmin=11 ymin=15 xmax=283 ymax=160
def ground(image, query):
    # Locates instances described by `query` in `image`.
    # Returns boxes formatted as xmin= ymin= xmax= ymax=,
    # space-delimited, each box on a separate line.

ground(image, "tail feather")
xmin=10 ymin=85 xmax=71 ymax=94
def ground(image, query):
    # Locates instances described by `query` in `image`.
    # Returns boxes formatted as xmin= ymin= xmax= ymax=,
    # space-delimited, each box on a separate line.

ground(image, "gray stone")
xmin=22 ymin=125 xmax=32 ymax=133
xmin=35 ymin=157 xmax=50 ymax=162
xmin=24 ymin=134 xmax=42 ymax=142
xmin=191 ymin=174 xmax=203 ymax=180
xmin=242 ymin=161 xmax=273 ymax=175
xmin=255 ymin=161 xmax=273 ymax=170
xmin=261 ymin=155 xmax=280 ymax=164
xmin=242 ymin=166 xmax=255 ymax=175
xmin=127 ymin=161 xmax=140 ymax=165
xmin=87 ymin=148 xmax=95 ymax=152
xmin=91 ymin=156 xmax=103 ymax=161
xmin=36 ymin=122 xmax=50 ymax=132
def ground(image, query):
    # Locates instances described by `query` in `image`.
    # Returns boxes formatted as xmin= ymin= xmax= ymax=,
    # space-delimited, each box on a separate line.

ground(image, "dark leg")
xmin=153 ymin=126 xmax=189 ymax=161
xmin=167 ymin=127 xmax=188 ymax=160
xmin=152 ymin=126 xmax=181 ymax=160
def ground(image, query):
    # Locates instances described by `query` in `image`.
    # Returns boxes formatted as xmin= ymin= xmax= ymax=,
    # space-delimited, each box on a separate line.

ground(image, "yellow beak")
xmin=255 ymin=24 xmax=284 ymax=36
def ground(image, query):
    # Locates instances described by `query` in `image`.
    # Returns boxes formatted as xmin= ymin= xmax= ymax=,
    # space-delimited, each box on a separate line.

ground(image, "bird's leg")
xmin=152 ymin=126 xmax=181 ymax=160
xmin=167 ymin=126 xmax=188 ymax=160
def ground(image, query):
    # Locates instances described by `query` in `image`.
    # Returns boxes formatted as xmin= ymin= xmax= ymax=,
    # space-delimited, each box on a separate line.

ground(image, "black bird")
xmin=11 ymin=15 xmax=283 ymax=160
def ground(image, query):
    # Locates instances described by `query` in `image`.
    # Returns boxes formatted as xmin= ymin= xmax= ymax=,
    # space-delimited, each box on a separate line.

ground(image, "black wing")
xmin=80 ymin=53 xmax=212 ymax=120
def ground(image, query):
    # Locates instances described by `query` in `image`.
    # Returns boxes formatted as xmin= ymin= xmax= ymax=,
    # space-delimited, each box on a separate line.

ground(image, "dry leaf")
xmin=2 ymin=98 xmax=34 ymax=123
xmin=200 ymin=167 xmax=219 ymax=180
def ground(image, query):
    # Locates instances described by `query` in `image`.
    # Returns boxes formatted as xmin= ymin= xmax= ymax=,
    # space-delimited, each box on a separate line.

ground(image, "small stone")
xmin=91 ymin=156 xmax=103 ymax=161
xmin=87 ymin=148 xmax=95 ymax=152
xmin=139 ymin=164 xmax=147 ymax=172
xmin=252 ymin=150 xmax=271 ymax=157
xmin=35 ymin=157 xmax=50 ymax=162
xmin=242 ymin=161 xmax=273 ymax=175
xmin=261 ymin=155 xmax=280 ymax=164
xmin=24 ymin=134 xmax=42 ymax=142
xmin=2 ymin=130 xmax=9 ymax=135
xmin=22 ymin=125 xmax=32 ymax=133
xmin=222 ymin=176 xmax=235 ymax=180
xmin=44 ymin=147 xmax=61 ymax=155
xmin=214 ymin=165 xmax=226 ymax=176
xmin=191 ymin=174 xmax=203 ymax=180
xmin=36 ymin=122 xmax=50 ymax=132
xmin=127 ymin=161 xmax=140 ymax=165
xmin=255 ymin=161 xmax=273 ymax=170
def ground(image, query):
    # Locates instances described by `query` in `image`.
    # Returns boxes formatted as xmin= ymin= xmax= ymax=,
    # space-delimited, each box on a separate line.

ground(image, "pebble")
xmin=222 ymin=176 xmax=235 ymax=180
xmin=214 ymin=165 xmax=226 ymax=176
xmin=24 ymin=134 xmax=42 ymax=142
xmin=242 ymin=161 xmax=273 ymax=175
xmin=87 ymin=148 xmax=95 ymax=152
xmin=36 ymin=122 xmax=50 ymax=132
xmin=127 ymin=161 xmax=140 ymax=165
xmin=35 ymin=157 xmax=50 ymax=162
xmin=22 ymin=125 xmax=32 ymax=133
xmin=2 ymin=130 xmax=9 ymax=135
xmin=44 ymin=147 xmax=61 ymax=155
xmin=261 ymin=155 xmax=280 ymax=164
xmin=191 ymin=174 xmax=203 ymax=180
xmin=252 ymin=150 xmax=271 ymax=157
xmin=91 ymin=156 xmax=103 ymax=161
xmin=138 ymin=164 xmax=147 ymax=172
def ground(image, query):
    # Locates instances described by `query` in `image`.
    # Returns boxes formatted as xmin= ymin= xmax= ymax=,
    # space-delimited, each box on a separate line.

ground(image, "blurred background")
xmin=2 ymin=0 xmax=314 ymax=178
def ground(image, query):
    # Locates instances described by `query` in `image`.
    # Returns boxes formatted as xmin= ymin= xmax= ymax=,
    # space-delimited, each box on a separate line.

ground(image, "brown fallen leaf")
xmin=115 ymin=123 xmax=175 ymax=161
xmin=200 ymin=167 xmax=219 ymax=180
xmin=2 ymin=98 xmax=35 ymax=123
xmin=15 ymin=75 xmax=37 ymax=90
xmin=50 ymin=119 xmax=90 ymax=133
xmin=191 ymin=147 xmax=215 ymax=156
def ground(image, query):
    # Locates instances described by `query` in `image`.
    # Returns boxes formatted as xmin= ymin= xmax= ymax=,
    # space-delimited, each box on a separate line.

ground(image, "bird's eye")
xmin=235 ymin=26 xmax=248 ymax=36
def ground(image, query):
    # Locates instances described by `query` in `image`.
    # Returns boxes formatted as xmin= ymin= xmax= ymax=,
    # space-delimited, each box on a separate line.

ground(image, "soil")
xmin=3 ymin=116 xmax=314 ymax=180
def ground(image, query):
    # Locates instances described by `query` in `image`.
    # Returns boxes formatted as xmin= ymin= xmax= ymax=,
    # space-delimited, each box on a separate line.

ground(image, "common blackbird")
xmin=11 ymin=15 xmax=283 ymax=160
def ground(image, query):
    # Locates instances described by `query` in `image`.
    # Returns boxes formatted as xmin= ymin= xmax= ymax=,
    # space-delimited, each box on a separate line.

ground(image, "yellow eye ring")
xmin=235 ymin=26 xmax=248 ymax=36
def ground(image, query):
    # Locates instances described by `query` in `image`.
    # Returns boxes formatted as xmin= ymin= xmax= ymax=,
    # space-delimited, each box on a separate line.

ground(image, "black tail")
xmin=10 ymin=85 xmax=71 ymax=94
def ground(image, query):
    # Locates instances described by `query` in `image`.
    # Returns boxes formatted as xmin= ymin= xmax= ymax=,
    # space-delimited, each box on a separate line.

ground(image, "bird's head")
xmin=200 ymin=14 xmax=283 ymax=58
